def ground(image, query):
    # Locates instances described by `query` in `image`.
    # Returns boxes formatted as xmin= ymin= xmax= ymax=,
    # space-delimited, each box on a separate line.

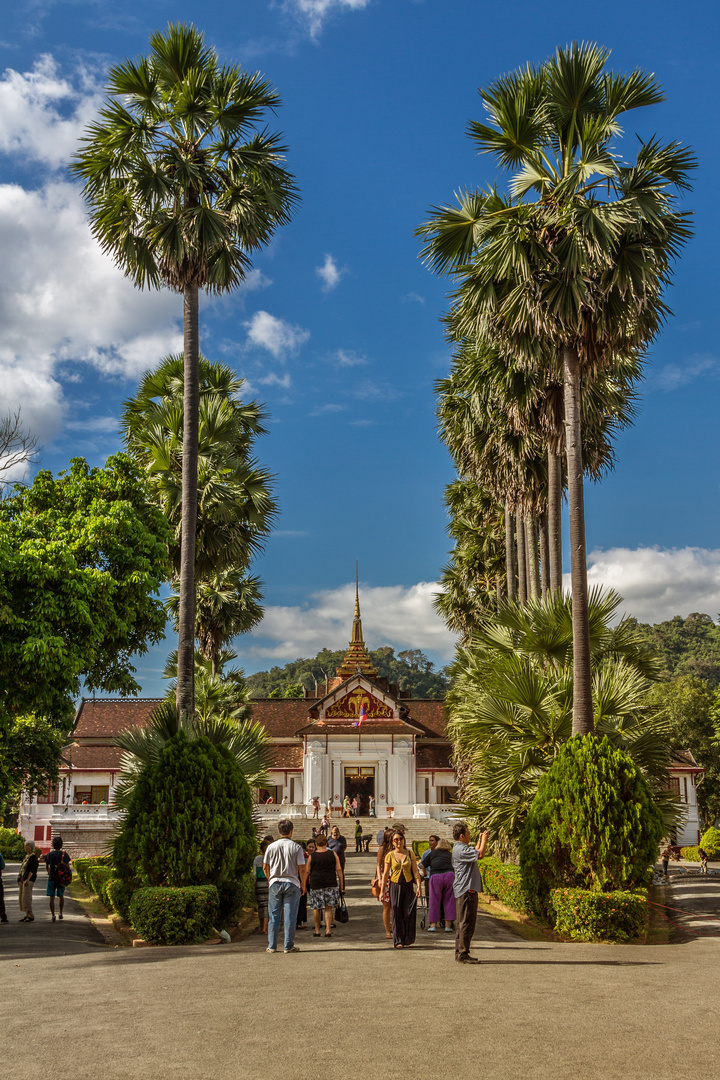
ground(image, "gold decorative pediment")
xmin=325 ymin=689 xmax=394 ymax=720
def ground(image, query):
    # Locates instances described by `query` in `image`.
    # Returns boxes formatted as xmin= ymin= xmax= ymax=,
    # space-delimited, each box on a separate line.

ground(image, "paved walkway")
xmin=0 ymin=861 xmax=106 ymax=959
xmin=656 ymin=860 xmax=720 ymax=940
xmin=4 ymin=852 xmax=720 ymax=1080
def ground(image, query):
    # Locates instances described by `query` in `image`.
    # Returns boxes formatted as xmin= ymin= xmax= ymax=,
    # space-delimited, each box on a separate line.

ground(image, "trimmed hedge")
xmin=86 ymin=866 xmax=114 ymax=905
xmin=129 ymin=885 xmax=219 ymax=945
xmin=72 ymin=855 xmax=113 ymax=886
xmin=217 ymin=873 xmax=255 ymax=924
xmin=106 ymin=878 xmax=135 ymax=921
xmin=0 ymin=827 xmax=29 ymax=860
xmin=549 ymin=888 xmax=648 ymax=942
xmin=680 ymin=846 xmax=700 ymax=861
xmin=481 ymin=857 xmax=533 ymax=916
xmin=700 ymin=827 xmax=720 ymax=857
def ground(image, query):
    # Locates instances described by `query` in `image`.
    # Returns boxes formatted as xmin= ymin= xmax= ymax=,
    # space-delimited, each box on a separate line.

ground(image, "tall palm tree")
xmin=166 ymin=568 xmax=264 ymax=675
xmin=419 ymin=42 xmax=694 ymax=734
xmin=72 ymin=24 xmax=297 ymax=721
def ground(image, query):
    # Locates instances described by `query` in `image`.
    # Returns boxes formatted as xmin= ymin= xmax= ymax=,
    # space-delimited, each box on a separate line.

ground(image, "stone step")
xmin=258 ymin=817 xmax=455 ymax=846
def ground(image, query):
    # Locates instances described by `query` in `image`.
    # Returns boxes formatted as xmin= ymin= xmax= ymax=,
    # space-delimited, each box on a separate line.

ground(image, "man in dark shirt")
xmin=0 ymin=849 xmax=8 ymax=923
xmin=44 ymin=836 xmax=71 ymax=922
xmin=328 ymin=826 xmax=347 ymax=880
xmin=451 ymin=821 xmax=488 ymax=964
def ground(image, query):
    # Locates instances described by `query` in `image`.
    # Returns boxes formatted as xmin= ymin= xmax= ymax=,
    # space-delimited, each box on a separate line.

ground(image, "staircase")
xmin=258 ymin=816 xmax=455 ymax=847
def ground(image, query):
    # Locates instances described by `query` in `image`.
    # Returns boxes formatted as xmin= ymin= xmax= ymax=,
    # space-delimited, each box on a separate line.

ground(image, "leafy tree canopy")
xmin=0 ymin=455 xmax=170 ymax=726
xmin=247 ymin=646 xmax=449 ymax=700
xmin=632 ymin=613 xmax=720 ymax=686
xmin=0 ymin=713 xmax=65 ymax=813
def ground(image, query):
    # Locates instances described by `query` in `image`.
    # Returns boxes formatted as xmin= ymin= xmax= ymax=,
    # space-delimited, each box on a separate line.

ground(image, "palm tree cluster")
xmin=122 ymin=354 xmax=272 ymax=676
xmin=447 ymin=590 xmax=675 ymax=854
xmin=418 ymin=42 xmax=694 ymax=735
xmin=72 ymin=23 xmax=298 ymax=721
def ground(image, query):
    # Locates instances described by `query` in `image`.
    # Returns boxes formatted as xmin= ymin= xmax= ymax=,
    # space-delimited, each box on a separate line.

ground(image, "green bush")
xmin=114 ymin=732 xmax=256 ymax=890
xmin=86 ymin=865 xmax=114 ymax=903
xmin=129 ymin=885 xmax=219 ymax=945
xmin=549 ymin=888 xmax=648 ymax=942
xmin=106 ymin=878 xmax=135 ymax=922
xmin=520 ymin=735 xmax=664 ymax=916
xmin=0 ymin=827 xmax=28 ymax=860
xmin=217 ymin=873 xmax=255 ymax=924
xmin=72 ymin=855 xmax=113 ymax=886
xmin=680 ymin=846 xmax=700 ymax=861
xmin=700 ymin=827 xmax=720 ymax=857
xmin=481 ymin=857 xmax=534 ymax=915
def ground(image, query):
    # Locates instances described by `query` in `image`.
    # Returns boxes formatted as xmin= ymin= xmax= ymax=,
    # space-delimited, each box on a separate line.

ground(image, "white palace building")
xmin=19 ymin=590 xmax=706 ymax=854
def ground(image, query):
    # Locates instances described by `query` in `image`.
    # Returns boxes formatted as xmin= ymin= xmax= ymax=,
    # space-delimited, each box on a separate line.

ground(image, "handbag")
xmin=370 ymin=877 xmax=381 ymax=898
xmin=335 ymin=895 xmax=349 ymax=923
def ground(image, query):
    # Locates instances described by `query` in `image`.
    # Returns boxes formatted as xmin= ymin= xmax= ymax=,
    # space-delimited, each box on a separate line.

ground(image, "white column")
xmin=332 ymin=759 xmax=342 ymax=807
xmin=377 ymin=758 xmax=388 ymax=809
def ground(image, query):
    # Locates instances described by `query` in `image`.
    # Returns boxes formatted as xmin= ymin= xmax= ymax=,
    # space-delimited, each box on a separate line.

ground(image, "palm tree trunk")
xmin=539 ymin=512 xmax=550 ymax=596
xmin=505 ymin=502 xmax=516 ymax=602
xmin=563 ymin=345 xmax=593 ymax=736
xmin=526 ymin=516 xmax=541 ymax=599
xmin=516 ymin=512 xmax=527 ymax=604
xmin=177 ymin=283 xmax=200 ymax=721
xmin=548 ymin=449 xmax=563 ymax=593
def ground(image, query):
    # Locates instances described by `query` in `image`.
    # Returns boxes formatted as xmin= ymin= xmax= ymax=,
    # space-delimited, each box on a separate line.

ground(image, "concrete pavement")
xmin=3 ymin=851 xmax=720 ymax=1080
xmin=1 ymin=861 xmax=107 ymax=960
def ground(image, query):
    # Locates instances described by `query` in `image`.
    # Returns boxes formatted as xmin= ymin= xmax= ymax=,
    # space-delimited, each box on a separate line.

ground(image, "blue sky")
xmin=1 ymin=0 xmax=719 ymax=693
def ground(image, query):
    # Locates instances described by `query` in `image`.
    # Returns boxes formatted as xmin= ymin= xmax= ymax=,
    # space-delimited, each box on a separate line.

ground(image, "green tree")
xmin=447 ymin=589 xmax=673 ymax=852
xmin=0 ymin=714 xmax=65 ymax=814
xmin=73 ymin=23 xmax=297 ymax=722
xmin=520 ymin=735 xmax=664 ymax=913
xmin=0 ymin=455 xmax=169 ymax=726
xmin=419 ymin=42 xmax=694 ymax=736
xmin=633 ymin=614 xmax=720 ymax=686
xmin=113 ymin=731 xmax=256 ymax=888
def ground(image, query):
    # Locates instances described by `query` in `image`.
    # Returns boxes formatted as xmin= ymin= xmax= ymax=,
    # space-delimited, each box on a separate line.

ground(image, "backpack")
xmin=55 ymin=853 xmax=72 ymax=888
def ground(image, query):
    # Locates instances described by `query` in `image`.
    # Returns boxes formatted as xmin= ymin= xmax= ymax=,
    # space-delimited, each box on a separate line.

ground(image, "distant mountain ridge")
xmin=247 ymin=646 xmax=449 ymax=700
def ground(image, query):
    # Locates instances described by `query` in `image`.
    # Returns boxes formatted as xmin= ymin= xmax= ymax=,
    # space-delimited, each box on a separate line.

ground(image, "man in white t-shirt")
xmin=263 ymin=819 xmax=307 ymax=954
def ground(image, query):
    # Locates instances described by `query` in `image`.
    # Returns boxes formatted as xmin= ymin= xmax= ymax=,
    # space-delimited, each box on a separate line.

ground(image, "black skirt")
xmin=389 ymin=875 xmax=417 ymax=947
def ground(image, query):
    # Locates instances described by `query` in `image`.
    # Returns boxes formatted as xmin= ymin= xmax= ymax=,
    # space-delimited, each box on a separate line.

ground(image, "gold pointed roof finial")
xmin=336 ymin=564 xmax=378 ymax=680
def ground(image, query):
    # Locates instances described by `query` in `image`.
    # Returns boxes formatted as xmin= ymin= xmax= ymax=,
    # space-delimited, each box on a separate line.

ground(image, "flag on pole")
xmin=353 ymin=702 xmax=368 ymax=728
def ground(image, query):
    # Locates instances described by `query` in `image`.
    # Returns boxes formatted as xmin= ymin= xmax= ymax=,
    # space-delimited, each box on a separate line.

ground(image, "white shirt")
xmin=264 ymin=837 xmax=306 ymax=888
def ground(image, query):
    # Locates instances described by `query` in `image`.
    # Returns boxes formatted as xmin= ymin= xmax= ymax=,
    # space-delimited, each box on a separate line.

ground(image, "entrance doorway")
xmin=344 ymin=767 xmax=375 ymax=815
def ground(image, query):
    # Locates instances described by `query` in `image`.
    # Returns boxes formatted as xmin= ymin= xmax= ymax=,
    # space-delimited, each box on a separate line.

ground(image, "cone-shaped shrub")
xmin=520 ymin=734 xmax=663 ymax=915
xmin=113 ymin=731 xmax=255 ymax=888
xmin=699 ymin=827 xmax=720 ymax=857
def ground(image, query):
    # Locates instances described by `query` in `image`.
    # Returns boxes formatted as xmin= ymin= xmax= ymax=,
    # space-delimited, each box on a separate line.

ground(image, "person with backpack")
xmin=44 ymin=836 xmax=71 ymax=921
xmin=18 ymin=841 xmax=39 ymax=922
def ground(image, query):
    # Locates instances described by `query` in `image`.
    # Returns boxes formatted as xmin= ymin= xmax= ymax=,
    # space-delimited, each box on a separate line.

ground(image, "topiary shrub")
xmin=113 ymin=731 xmax=256 ymax=891
xmin=549 ymin=888 xmax=648 ymax=942
xmin=217 ymin=872 xmax=255 ymax=924
xmin=106 ymin=878 xmax=135 ymax=922
xmin=680 ymin=846 xmax=699 ymax=861
xmin=700 ymin=827 xmax=720 ymax=857
xmin=129 ymin=885 xmax=218 ymax=945
xmin=72 ymin=855 xmax=113 ymax=886
xmin=0 ymin=827 xmax=29 ymax=860
xmin=481 ymin=857 xmax=533 ymax=916
xmin=86 ymin=866 xmax=114 ymax=904
xmin=520 ymin=735 xmax=664 ymax=918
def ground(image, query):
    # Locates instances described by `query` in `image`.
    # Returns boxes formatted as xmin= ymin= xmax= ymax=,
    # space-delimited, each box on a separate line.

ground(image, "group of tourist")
xmin=372 ymin=823 xmax=488 ymax=961
xmin=310 ymin=794 xmax=376 ymax=818
xmin=254 ymin=819 xmax=350 ymax=952
xmin=0 ymin=836 xmax=71 ymax=924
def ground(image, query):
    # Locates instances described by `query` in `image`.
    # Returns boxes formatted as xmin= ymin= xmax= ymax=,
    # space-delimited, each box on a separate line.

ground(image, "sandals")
xmin=313 ymin=932 xmax=321 ymax=937
xmin=324 ymin=931 xmax=332 ymax=937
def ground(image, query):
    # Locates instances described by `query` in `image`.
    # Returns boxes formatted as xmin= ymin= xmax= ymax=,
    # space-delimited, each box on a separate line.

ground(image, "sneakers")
xmin=284 ymin=946 xmax=300 ymax=953
xmin=427 ymin=925 xmax=437 ymax=932
xmin=51 ymin=914 xmax=56 ymax=922
xmin=445 ymin=925 xmax=454 ymax=932
xmin=266 ymin=947 xmax=276 ymax=953
xmin=456 ymin=956 xmax=481 ymax=964
xmin=58 ymin=914 xmax=63 ymax=921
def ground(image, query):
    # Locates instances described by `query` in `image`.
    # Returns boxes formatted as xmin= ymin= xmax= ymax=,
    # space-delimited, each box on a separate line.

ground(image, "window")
xmin=258 ymin=786 xmax=283 ymax=804
xmin=438 ymin=786 xmax=459 ymax=805
xmin=37 ymin=786 xmax=59 ymax=804
xmin=667 ymin=777 xmax=681 ymax=798
xmin=74 ymin=788 xmax=92 ymax=804
xmin=34 ymin=826 xmax=44 ymax=842
xmin=91 ymin=786 xmax=109 ymax=804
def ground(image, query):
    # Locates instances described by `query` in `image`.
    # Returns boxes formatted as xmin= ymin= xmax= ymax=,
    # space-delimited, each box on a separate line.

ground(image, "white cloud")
xmin=570 ymin=547 xmax=720 ymax=624
xmin=247 ymin=580 xmax=456 ymax=660
xmin=284 ymin=0 xmax=373 ymax=38
xmin=244 ymin=310 xmax=310 ymax=358
xmin=0 ymin=181 xmax=182 ymax=441
xmin=402 ymin=291 xmax=425 ymax=305
xmin=316 ymin=253 xmax=344 ymax=291
xmin=335 ymin=349 xmax=367 ymax=367
xmin=655 ymin=353 xmax=718 ymax=391
xmin=0 ymin=56 xmax=102 ymax=169
xmin=259 ymin=371 xmax=293 ymax=389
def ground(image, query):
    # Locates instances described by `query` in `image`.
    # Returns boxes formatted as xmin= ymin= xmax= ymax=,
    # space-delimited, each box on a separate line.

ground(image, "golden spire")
xmin=336 ymin=565 xmax=378 ymax=680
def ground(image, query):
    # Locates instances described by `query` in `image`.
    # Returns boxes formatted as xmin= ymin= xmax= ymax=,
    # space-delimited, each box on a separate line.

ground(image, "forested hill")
xmin=246 ymin=646 xmax=449 ymax=699
xmin=632 ymin=612 xmax=720 ymax=686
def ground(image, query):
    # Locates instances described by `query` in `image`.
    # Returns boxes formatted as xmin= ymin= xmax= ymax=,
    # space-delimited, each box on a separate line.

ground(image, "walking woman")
xmin=306 ymin=832 xmax=343 ymax=938
xmin=374 ymin=828 xmax=394 ymax=939
xmin=379 ymin=831 xmax=422 ymax=948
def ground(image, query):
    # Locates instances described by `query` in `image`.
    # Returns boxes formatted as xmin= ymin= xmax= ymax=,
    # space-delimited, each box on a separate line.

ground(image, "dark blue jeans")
xmin=268 ymin=881 xmax=301 ymax=951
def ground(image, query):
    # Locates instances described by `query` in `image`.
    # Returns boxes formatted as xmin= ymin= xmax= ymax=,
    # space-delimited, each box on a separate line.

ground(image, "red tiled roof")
xmin=416 ymin=744 xmax=453 ymax=770
xmin=73 ymin=698 xmax=161 ymax=739
xmin=250 ymin=699 xmax=314 ymax=737
xmin=268 ymin=744 xmax=303 ymax=769
xmin=61 ymin=745 xmax=124 ymax=771
xmin=402 ymin=701 xmax=447 ymax=737
xmin=296 ymin=718 xmax=427 ymax=736
xmin=670 ymin=750 xmax=705 ymax=772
